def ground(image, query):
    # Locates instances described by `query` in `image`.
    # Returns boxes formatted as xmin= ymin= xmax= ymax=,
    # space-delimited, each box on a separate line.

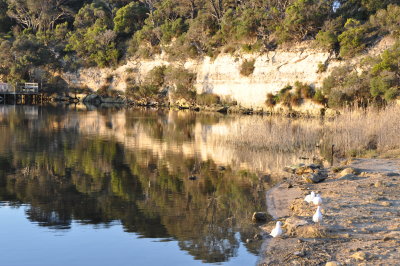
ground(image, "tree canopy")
xmin=0 ymin=0 xmax=399 ymax=105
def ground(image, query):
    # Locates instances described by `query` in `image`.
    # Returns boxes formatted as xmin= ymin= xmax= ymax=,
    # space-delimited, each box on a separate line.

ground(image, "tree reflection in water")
xmin=0 ymin=105 xmax=267 ymax=263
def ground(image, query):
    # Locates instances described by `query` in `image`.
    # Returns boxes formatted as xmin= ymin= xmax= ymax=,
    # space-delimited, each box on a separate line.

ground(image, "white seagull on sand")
xmin=312 ymin=194 xmax=322 ymax=206
xmin=270 ymin=221 xmax=283 ymax=238
xmin=304 ymin=191 xmax=315 ymax=203
xmin=313 ymin=206 xmax=323 ymax=223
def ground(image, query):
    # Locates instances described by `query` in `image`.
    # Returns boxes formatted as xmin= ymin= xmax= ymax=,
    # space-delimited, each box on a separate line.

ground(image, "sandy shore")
xmin=260 ymin=158 xmax=400 ymax=265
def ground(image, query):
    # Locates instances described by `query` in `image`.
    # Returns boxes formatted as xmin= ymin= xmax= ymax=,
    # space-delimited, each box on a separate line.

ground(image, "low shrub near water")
xmin=96 ymin=86 xmax=122 ymax=98
xmin=196 ymin=93 xmax=221 ymax=106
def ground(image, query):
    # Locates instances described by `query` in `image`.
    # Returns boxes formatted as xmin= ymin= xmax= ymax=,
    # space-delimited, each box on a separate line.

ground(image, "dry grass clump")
xmin=240 ymin=59 xmax=256 ymax=76
xmin=324 ymin=104 xmax=400 ymax=157
xmin=215 ymin=116 xmax=322 ymax=153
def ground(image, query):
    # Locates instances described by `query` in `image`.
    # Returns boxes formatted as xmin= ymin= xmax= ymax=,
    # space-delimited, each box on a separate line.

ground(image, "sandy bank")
xmin=260 ymin=158 xmax=400 ymax=265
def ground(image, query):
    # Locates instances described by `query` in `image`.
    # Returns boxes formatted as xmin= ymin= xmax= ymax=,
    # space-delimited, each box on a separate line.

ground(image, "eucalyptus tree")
xmin=6 ymin=0 xmax=74 ymax=32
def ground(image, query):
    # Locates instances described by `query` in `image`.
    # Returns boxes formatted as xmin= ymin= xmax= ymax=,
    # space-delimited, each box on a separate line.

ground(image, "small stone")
xmin=351 ymin=251 xmax=368 ymax=261
xmin=374 ymin=181 xmax=383 ymax=188
xmin=302 ymin=172 xmax=327 ymax=183
xmin=338 ymin=167 xmax=360 ymax=178
xmin=246 ymin=238 xmax=253 ymax=243
xmin=252 ymin=212 xmax=268 ymax=223
xmin=293 ymin=251 xmax=305 ymax=257
xmin=383 ymin=236 xmax=391 ymax=241
xmin=325 ymin=261 xmax=340 ymax=266
xmin=386 ymin=172 xmax=400 ymax=177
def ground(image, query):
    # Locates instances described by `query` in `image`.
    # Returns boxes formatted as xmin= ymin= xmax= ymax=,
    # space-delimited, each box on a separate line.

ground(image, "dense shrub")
xmin=265 ymin=93 xmax=276 ymax=107
xmin=96 ymin=86 xmax=122 ymax=97
xmin=317 ymin=62 xmax=327 ymax=73
xmin=312 ymin=90 xmax=325 ymax=104
xmin=294 ymin=81 xmax=314 ymax=99
xmin=338 ymin=19 xmax=367 ymax=58
xmin=370 ymin=4 xmax=400 ymax=36
xmin=125 ymin=84 xmax=158 ymax=100
xmin=240 ymin=59 xmax=255 ymax=76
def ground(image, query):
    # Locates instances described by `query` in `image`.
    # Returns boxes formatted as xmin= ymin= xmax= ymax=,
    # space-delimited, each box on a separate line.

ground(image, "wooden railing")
xmin=0 ymin=83 xmax=39 ymax=93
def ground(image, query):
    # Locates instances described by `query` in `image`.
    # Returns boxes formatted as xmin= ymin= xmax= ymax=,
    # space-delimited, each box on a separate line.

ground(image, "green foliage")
xmin=164 ymin=66 xmax=197 ymax=100
xmin=67 ymin=4 xmax=119 ymax=67
xmin=146 ymin=65 xmax=167 ymax=87
xmin=0 ymin=0 xmax=400 ymax=96
xmin=126 ymin=84 xmax=159 ymax=100
xmin=239 ymin=59 xmax=255 ymax=76
xmin=369 ymin=4 xmax=400 ymax=36
xmin=369 ymin=43 xmax=400 ymax=99
xmin=160 ymin=18 xmax=188 ymax=44
xmin=338 ymin=19 xmax=368 ymax=58
xmin=0 ymin=0 xmax=12 ymax=33
xmin=315 ymin=18 xmax=343 ymax=50
xmin=384 ymin=87 xmax=399 ymax=101
xmin=114 ymin=2 xmax=148 ymax=36
xmin=327 ymin=90 xmax=348 ymax=108
xmin=317 ymin=62 xmax=327 ymax=73
xmin=294 ymin=81 xmax=314 ymax=99
xmin=312 ymin=89 xmax=325 ymax=104
xmin=315 ymin=31 xmax=337 ymax=50
xmin=276 ymin=0 xmax=332 ymax=43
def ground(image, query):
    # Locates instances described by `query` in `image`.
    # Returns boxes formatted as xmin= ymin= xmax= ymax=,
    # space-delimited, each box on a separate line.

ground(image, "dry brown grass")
xmin=213 ymin=104 xmax=400 ymax=163
xmin=325 ymin=104 xmax=400 ymax=157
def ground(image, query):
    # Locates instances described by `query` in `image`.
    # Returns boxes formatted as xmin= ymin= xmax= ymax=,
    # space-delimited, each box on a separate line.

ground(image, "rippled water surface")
xmin=0 ymin=105 xmax=318 ymax=266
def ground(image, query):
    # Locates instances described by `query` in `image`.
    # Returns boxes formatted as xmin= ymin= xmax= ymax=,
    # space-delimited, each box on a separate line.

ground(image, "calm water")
xmin=0 ymin=105 xmax=316 ymax=266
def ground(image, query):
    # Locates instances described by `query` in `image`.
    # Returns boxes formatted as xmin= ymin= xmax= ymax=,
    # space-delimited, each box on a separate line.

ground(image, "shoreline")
xmin=51 ymin=93 xmax=339 ymax=118
xmin=260 ymin=158 xmax=400 ymax=265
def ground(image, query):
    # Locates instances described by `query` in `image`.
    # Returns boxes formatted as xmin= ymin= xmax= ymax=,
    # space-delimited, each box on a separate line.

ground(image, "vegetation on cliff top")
xmin=0 ymin=0 xmax=399 ymax=107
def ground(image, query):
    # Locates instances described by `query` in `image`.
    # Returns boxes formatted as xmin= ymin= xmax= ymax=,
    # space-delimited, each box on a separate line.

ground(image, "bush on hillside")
xmin=240 ymin=59 xmax=255 ymax=76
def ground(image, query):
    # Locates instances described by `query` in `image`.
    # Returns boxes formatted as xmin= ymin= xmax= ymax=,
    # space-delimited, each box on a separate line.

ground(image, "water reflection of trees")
xmin=0 ymin=107 xmax=265 ymax=263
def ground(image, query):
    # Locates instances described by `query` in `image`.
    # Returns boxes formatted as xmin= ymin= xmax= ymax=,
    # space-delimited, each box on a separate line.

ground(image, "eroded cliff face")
xmin=68 ymin=38 xmax=395 ymax=108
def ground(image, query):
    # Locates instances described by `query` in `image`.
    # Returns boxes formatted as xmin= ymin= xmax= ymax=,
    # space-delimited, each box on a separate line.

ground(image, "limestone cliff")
xmin=67 ymin=37 xmax=395 ymax=108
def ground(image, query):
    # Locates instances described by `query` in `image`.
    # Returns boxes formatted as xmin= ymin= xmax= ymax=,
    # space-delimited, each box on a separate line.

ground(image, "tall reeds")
xmin=213 ymin=104 xmax=400 ymax=164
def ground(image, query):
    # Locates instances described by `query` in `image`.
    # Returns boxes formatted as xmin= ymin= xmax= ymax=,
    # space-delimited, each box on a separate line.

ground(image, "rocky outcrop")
xmin=65 ymin=37 xmax=396 ymax=109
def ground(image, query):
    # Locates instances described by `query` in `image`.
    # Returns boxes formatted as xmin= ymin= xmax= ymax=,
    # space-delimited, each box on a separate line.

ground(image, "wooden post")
xmin=331 ymin=144 xmax=335 ymax=166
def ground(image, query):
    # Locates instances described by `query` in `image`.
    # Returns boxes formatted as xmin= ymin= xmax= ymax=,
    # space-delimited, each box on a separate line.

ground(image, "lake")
xmin=0 ymin=104 xmax=319 ymax=266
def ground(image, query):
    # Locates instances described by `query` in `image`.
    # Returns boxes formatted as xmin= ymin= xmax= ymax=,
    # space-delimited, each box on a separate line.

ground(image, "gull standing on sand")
xmin=313 ymin=206 xmax=323 ymax=223
xmin=270 ymin=221 xmax=283 ymax=238
xmin=304 ymin=191 xmax=315 ymax=203
xmin=312 ymin=194 xmax=322 ymax=205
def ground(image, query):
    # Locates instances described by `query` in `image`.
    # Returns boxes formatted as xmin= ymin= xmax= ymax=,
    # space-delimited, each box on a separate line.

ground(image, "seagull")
xmin=304 ymin=191 xmax=315 ymax=203
xmin=270 ymin=221 xmax=283 ymax=238
xmin=313 ymin=206 xmax=323 ymax=223
xmin=312 ymin=194 xmax=322 ymax=205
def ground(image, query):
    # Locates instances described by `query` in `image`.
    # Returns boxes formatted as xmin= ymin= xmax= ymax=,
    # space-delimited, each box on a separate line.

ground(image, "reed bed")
xmin=325 ymin=104 xmax=400 ymax=157
xmin=213 ymin=104 xmax=400 ymax=161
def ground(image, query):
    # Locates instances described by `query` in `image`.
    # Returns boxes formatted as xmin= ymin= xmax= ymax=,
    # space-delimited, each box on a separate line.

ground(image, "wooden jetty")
xmin=0 ymin=82 xmax=43 ymax=104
